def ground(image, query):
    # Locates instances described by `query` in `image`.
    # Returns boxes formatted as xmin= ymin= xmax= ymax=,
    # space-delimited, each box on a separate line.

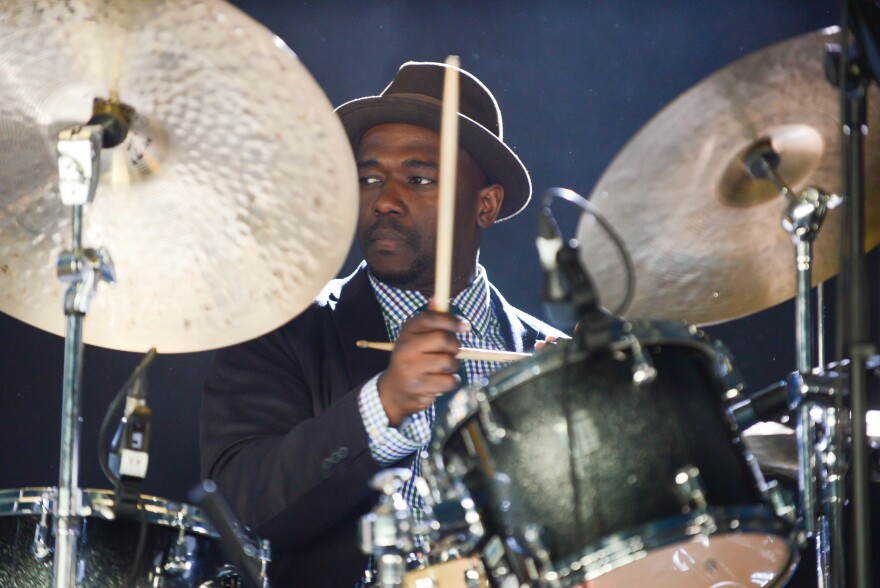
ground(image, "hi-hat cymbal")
xmin=577 ymin=27 xmax=880 ymax=325
xmin=0 ymin=0 xmax=358 ymax=353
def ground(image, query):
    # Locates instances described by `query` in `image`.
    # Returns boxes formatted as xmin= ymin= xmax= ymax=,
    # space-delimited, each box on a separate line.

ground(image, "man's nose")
xmin=372 ymin=181 xmax=406 ymax=215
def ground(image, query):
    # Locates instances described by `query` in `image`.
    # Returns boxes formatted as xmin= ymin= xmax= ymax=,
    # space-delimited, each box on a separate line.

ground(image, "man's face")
xmin=356 ymin=123 xmax=498 ymax=294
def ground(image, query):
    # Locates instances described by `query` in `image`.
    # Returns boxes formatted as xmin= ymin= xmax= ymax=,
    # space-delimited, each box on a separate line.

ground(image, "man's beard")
xmin=369 ymin=249 xmax=433 ymax=289
xmin=360 ymin=220 xmax=433 ymax=290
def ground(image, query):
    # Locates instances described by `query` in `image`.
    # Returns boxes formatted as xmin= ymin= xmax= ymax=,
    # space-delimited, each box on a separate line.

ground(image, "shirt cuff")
xmin=358 ymin=373 xmax=431 ymax=465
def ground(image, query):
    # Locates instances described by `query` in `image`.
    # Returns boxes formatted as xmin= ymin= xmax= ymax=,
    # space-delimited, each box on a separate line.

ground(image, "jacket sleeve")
xmin=199 ymin=316 xmax=388 ymax=556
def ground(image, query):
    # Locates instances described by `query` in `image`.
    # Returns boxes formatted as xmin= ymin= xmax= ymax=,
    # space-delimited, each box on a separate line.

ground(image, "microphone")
xmin=536 ymin=204 xmax=575 ymax=326
xmin=109 ymin=372 xmax=152 ymax=481
xmin=189 ymin=480 xmax=268 ymax=588
xmin=105 ymin=349 xmax=156 ymax=518
xmin=536 ymin=196 xmax=611 ymax=331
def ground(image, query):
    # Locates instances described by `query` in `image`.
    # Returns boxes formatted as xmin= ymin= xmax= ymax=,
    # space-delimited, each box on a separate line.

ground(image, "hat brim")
xmin=335 ymin=95 xmax=531 ymax=221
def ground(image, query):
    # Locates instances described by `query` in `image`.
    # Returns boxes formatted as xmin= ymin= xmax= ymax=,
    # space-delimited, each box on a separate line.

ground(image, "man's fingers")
xmin=402 ymin=310 xmax=470 ymax=335
xmin=402 ymin=369 xmax=461 ymax=393
xmin=534 ymin=335 xmax=559 ymax=350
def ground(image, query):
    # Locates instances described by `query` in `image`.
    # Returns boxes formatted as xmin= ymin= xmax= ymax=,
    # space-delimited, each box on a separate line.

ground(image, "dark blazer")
xmin=200 ymin=264 xmax=564 ymax=587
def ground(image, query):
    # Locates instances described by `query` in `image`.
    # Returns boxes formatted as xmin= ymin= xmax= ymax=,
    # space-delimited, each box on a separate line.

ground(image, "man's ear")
xmin=477 ymin=183 xmax=504 ymax=228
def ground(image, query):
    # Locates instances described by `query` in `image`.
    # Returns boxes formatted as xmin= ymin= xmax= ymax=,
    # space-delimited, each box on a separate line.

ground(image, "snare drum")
xmin=404 ymin=556 xmax=487 ymax=588
xmin=0 ymin=487 xmax=261 ymax=587
xmin=429 ymin=321 xmax=798 ymax=587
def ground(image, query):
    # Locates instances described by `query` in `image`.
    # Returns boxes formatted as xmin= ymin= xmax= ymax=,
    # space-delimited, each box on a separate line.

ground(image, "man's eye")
xmin=359 ymin=176 xmax=381 ymax=185
xmin=410 ymin=176 xmax=435 ymax=185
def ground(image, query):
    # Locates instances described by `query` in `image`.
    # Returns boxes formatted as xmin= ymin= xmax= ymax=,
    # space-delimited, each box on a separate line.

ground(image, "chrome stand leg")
xmin=818 ymin=405 xmax=846 ymax=588
xmin=54 ymin=228 xmax=85 ymax=588
xmin=52 ymin=125 xmax=116 ymax=588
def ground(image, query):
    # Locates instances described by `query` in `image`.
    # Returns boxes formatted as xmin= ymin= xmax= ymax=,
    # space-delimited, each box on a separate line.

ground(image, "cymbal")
xmin=577 ymin=27 xmax=880 ymax=325
xmin=742 ymin=421 xmax=798 ymax=479
xmin=0 ymin=0 xmax=358 ymax=353
xmin=743 ymin=414 xmax=880 ymax=481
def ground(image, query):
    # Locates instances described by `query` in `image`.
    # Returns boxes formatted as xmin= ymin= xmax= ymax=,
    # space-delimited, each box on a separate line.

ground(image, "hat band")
xmin=384 ymin=92 xmax=444 ymax=107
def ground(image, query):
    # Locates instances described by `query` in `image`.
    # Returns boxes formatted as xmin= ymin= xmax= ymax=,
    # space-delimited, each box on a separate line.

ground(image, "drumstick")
xmin=356 ymin=340 xmax=530 ymax=363
xmin=432 ymin=55 xmax=460 ymax=313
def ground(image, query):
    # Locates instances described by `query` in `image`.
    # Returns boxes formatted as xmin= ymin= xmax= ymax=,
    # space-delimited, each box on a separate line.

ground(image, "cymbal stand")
xmin=53 ymin=122 xmax=117 ymax=588
xmin=745 ymin=147 xmax=846 ymax=587
xmin=782 ymin=186 xmax=846 ymax=588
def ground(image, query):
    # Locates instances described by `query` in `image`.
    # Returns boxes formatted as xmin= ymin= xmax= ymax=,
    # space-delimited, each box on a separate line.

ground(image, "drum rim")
xmin=0 ymin=486 xmax=218 ymax=537
xmin=547 ymin=505 xmax=799 ymax=587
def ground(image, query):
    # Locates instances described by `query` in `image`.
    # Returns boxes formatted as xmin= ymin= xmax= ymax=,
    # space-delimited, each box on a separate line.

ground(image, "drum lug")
xmin=674 ymin=466 xmax=718 ymax=535
xmin=463 ymin=568 xmax=482 ymax=588
xmin=617 ymin=333 xmax=657 ymax=385
xmin=31 ymin=492 xmax=53 ymax=562
xmin=766 ymin=479 xmax=798 ymax=524
xmin=476 ymin=388 xmax=507 ymax=444
xmin=257 ymin=538 xmax=271 ymax=587
xmin=205 ymin=564 xmax=243 ymax=587
xmin=163 ymin=508 xmax=195 ymax=576
xmin=522 ymin=524 xmax=561 ymax=587
xmin=480 ymin=535 xmax=529 ymax=588
xmin=673 ymin=465 xmax=708 ymax=513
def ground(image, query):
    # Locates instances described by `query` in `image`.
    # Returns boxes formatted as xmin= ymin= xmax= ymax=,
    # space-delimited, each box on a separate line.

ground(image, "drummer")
xmin=200 ymin=61 xmax=564 ymax=587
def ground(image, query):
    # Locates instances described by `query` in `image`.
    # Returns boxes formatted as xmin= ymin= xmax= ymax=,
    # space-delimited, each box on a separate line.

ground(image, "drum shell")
xmin=437 ymin=334 xmax=779 ymax=571
xmin=0 ymin=487 xmax=242 ymax=587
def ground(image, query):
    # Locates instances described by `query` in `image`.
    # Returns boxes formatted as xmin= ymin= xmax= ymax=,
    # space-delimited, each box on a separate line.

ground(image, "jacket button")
xmin=336 ymin=446 xmax=349 ymax=459
xmin=322 ymin=458 xmax=334 ymax=470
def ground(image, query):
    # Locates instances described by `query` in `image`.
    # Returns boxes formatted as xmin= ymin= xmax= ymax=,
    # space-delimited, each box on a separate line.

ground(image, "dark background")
xmin=0 ymin=0 xmax=854 ymax=583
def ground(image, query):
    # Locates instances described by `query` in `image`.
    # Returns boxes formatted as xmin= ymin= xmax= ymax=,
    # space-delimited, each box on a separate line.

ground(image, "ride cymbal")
xmin=577 ymin=27 xmax=880 ymax=325
xmin=0 ymin=0 xmax=358 ymax=352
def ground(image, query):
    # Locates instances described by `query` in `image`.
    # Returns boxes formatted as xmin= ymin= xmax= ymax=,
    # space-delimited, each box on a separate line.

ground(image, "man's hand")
xmin=534 ymin=335 xmax=558 ymax=350
xmin=378 ymin=310 xmax=469 ymax=426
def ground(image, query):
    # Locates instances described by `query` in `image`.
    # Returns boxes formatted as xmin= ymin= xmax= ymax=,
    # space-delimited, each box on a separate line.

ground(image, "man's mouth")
xmin=372 ymin=237 xmax=407 ymax=250
xmin=366 ymin=226 xmax=416 ymax=251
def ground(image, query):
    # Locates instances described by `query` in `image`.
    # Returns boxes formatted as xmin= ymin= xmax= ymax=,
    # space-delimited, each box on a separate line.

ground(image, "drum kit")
xmin=357 ymin=20 xmax=880 ymax=588
xmin=0 ymin=1 xmax=879 ymax=588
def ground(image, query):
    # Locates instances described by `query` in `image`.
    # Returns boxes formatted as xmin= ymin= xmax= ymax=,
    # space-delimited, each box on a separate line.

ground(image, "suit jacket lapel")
xmin=331 ymin=265 xmax=392 ymax=390
xmin=489 ymin=283 xmax=530 ymax=353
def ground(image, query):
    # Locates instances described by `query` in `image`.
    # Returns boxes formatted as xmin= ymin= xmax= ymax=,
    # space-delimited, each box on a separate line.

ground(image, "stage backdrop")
xmin=0 ymin=0 xmax=842 ymax=516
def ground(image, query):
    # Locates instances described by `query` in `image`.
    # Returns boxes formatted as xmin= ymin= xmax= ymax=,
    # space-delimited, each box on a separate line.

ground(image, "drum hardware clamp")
xmin=361 ymin=468 xmax=423 ymax=587
xmin=32 ymin=492 xmax=53 ymax=562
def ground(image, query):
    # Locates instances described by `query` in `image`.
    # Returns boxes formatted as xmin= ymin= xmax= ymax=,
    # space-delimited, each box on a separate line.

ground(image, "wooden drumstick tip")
xmin=356 ymin=340 xmax=395 ymax=352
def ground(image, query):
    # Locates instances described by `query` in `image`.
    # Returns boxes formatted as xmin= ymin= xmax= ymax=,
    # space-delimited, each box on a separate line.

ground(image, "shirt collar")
xmin=368 ymin=265 xmax=493 ymax=337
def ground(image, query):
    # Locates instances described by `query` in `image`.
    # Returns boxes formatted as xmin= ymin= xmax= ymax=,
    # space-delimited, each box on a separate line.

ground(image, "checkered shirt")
xmin=357 ymin=265 xmax=508 ymax=541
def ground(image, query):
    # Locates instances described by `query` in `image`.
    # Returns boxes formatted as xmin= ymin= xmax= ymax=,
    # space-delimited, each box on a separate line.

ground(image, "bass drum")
xmin=430 ymin=321 xmax=798 ymax=587
xmin=0 ymin=487 xmax=261 ymax=587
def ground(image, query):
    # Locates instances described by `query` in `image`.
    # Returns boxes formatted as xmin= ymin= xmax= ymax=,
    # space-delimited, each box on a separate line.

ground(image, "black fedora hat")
xmin=335 ymin=61 xmax=531 ymax=221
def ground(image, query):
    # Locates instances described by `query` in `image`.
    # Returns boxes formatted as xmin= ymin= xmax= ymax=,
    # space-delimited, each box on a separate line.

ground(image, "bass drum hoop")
xmin=550 ymin=505 xmax=797 ymax=587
